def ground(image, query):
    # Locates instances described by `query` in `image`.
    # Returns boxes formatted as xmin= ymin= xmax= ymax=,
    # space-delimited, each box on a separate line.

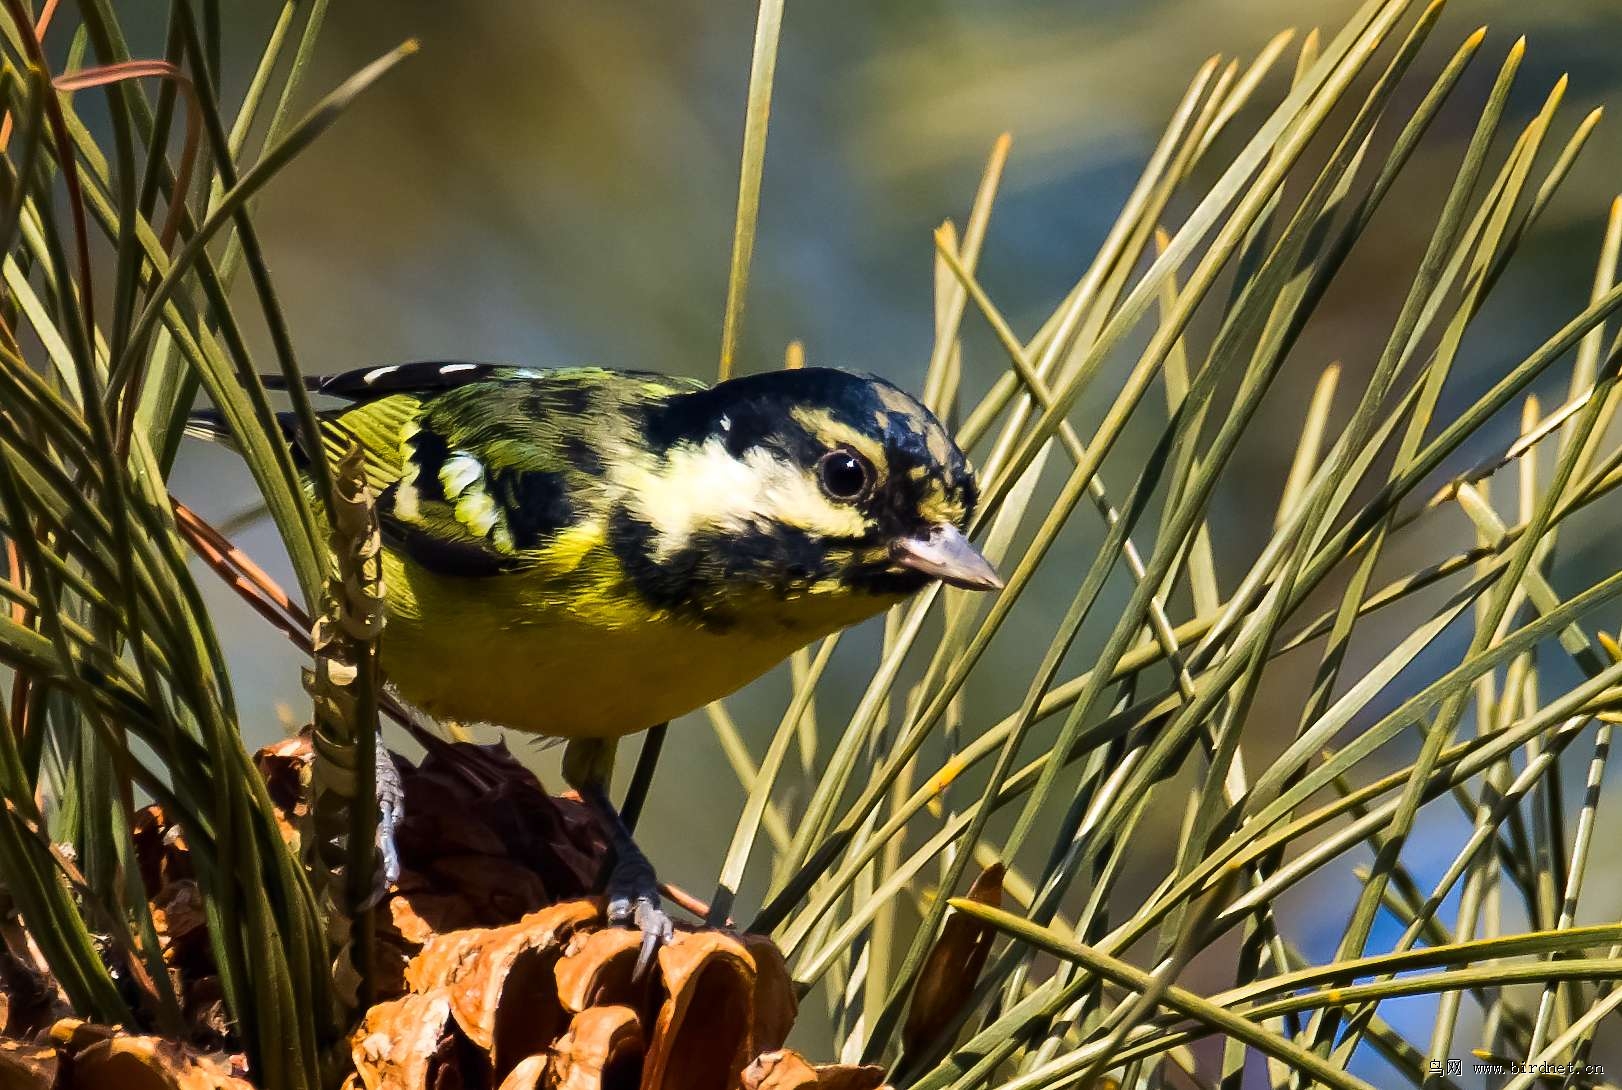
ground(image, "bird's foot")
xmin=605 ymin=851 xmax=674 ymax=980
xmin=569 ymin=741 xmax=674 ymax=979
xmin=360 ymin=740 xmax=405 ymax=912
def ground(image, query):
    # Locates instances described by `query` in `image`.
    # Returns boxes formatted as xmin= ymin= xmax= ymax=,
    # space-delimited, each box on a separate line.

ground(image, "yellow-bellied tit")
xmin=190 ymin=361 xmax=1001 ymax=964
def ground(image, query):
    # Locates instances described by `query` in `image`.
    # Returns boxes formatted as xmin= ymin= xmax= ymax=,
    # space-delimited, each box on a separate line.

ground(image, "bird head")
xmin=614 ymin=368 xmax=1001 ymax=630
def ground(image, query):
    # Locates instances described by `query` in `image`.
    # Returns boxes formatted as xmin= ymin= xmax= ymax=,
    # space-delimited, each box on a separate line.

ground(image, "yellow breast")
xmin=375 ymin=545 xmax=894 ymax=738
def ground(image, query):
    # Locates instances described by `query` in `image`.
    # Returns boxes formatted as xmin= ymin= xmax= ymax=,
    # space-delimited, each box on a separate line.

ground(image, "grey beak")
xmin=890 ymin=524 xmax=1004 ymax=591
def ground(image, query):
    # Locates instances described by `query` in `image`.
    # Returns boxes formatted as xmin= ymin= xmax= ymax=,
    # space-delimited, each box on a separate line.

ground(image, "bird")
xmin=189 ymin=360 xmax=1001 ymax=968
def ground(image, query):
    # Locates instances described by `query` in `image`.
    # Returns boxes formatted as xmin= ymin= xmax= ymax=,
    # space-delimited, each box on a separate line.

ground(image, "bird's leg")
xmin=358 ymin=731 xmax=405 ymax=911
xmin=563 ymin=736 xmax=674 ymax=977
xmin=375 ymin=736 xmax=404 ymax=888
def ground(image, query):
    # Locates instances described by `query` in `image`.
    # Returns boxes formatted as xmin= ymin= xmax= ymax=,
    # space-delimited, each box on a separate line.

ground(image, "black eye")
xmin=818 ymin=449 xmax=872 ymax=500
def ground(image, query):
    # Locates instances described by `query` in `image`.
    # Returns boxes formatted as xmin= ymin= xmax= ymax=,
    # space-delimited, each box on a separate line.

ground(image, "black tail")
xmin=183 ymin=408 xmax=305 ymax=462
xmin=257 ymin=374 xmax=327 ymax=393
xmin=188 ymin=359 xmax=508 ymax=454
xmin=181 ymin=408 xmax=237 ymax=447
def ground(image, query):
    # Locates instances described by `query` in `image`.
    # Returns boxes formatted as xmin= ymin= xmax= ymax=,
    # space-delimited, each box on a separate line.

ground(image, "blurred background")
xmin=148 ymin=0 xmax=1622 ymax=1072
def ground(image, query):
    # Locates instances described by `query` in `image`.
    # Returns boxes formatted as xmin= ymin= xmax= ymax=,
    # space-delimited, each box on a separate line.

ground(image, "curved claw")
xmin=636 ymin=900 xmax=675 ymax=979
xmin=607 ymin=894 xmax=674 ymax=980
xmin=636 ymin=929 xmax=661 ymax=981
xmin=578 ymin=771 xmax=674 ymax=981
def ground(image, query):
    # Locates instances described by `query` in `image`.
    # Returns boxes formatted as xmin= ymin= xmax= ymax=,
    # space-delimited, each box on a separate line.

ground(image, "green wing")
xmin=317 ymin=365 xmax=701 ymax=576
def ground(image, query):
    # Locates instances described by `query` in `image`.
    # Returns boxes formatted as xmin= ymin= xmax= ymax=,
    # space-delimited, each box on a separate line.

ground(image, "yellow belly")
xmin=376 ymin=548 xmax=894 ymax=738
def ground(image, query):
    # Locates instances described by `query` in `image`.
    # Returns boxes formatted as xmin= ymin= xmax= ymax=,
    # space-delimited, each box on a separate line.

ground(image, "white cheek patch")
xmin=619 ymin=437 xmax=868 ymax=557
xmin=617 ymin=438 xmax=760 ymax=556
xmin=756 ymin=456 xmax=868 ymax=538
